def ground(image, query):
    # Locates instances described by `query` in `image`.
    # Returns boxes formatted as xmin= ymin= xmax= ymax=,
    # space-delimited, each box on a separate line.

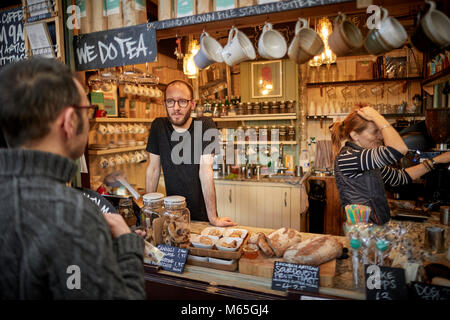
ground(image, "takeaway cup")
xmin=288 ymin=18 xmax=324 ymax=65
xmin=328 ymin=13 xmax=363 ymax=56
xmin=258 ymin=22 xmax=287 ymax=59
xmin=194 ymin=31 xmax=224 ymax=69
xmin=221 ymin=27 xmax=256 ymax=67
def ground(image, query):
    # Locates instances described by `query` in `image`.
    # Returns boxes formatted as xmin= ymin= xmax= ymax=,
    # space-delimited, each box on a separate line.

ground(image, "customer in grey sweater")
xmin=0 ymin=58 xmax=146 ymax=299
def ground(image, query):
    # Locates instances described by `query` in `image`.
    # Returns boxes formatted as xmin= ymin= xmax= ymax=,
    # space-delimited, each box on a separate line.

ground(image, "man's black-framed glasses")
xmin=164 ymin=98 xmax=192 ymax=108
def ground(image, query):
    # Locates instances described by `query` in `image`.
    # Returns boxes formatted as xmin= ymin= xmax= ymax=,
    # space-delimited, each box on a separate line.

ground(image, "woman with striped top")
xmin=331 ymin=106 xmax=450 ymax=225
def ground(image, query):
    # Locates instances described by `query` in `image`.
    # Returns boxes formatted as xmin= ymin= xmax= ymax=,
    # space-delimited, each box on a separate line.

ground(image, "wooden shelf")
xmin=306 ymin=113 xmax=424 ymax=120
xmin=90 ymin=118 xmax=153 ymax=123
xmin=220 ymin=141 xmax=297 ymax=145
xmin=213 ymin=113 xmax=297 ymax=122
xmin=306 ymin=77 xmax=423 ymax=88
xmin=88 ymin=145 xmax=146 ymax=155
xmin=422 ymin=68 xmax=450 ymax=87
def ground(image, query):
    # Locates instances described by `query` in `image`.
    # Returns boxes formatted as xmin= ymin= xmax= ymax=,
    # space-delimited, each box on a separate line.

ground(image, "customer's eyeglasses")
xmin=164 ymin=98 xmax=192 ymax=108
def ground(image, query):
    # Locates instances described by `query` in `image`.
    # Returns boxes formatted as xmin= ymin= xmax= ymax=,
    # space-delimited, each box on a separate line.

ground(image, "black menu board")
xmin=152 ymin=245 xmax=188 ymax=274
xmin=365 ymin=265 xmax=408 ymax=300
xmin=0 ymin=7 xmax=26 ymax=67
xmin=271 ymin=261 xmax=319 ymax=293
xmin=409 ymin=282 xmax=450 ymax=301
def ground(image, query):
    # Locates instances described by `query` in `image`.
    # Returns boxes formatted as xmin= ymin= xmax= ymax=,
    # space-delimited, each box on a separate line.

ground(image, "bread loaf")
xmin=283 ymin=236 xmax=343 ymax=266
xmin=267 ymin=227 xmax=302 ymax=257
xmin=257 ymin=233 xmax=274 ymax=257
xmin=248 ymin=232 xmax=262 ymax=245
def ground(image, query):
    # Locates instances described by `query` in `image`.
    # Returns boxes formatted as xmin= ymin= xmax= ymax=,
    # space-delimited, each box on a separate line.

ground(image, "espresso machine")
xmin=397 ymin=108 xmax=450 ymax=208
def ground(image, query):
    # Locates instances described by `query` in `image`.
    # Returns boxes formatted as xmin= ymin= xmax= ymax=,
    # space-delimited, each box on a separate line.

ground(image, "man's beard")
xmin=168 ymin=109 xmax=191 ymax=126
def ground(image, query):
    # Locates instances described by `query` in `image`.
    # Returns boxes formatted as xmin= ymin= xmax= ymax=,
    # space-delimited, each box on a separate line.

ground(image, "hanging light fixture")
xmin=183 ymin=39 xmax=199 ymax=79
xmin=309 ymin=17 xmax=336 ymax=67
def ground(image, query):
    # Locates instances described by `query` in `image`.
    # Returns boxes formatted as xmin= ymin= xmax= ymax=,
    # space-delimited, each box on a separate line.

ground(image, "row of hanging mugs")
xmin=193 ymin=2 xmax=450 ymax=69
xmin=193 ymin=18 xmax=326 ymax=68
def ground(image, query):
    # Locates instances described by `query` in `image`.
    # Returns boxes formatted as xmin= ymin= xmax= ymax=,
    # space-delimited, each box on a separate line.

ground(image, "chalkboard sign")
xmin=409 ymin=282 xmax=450 ymax=301
xmin=271 ymin=261 xmax=319 ymax=293
xmin=153 ymin=0 xmax=351 ymax=30
xmin=365 ymin=265 xmax=408 ymax=300
xmin=77 ymin=188 xmax=117 ymax=214
xmin=0 ymin=7 xmax=26 ymax=67
xmin=73 ymin=23 xmax=157 ymax=71
xmin=151 ymin=244 xmax=188 ymax=274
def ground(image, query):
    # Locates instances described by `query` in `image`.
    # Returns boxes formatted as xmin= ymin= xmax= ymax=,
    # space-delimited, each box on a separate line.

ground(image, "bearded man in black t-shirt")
xmin=145 ymin=80 xmax=236 ymax=227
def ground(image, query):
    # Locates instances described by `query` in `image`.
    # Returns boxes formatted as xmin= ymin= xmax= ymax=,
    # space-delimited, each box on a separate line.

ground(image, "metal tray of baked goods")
xmin=187 ymin=234 xmax=249 ymax=260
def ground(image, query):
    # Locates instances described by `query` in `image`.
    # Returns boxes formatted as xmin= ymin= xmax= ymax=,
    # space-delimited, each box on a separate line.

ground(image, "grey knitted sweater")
xmin=0 ymin=149 xmax=145 ymax=299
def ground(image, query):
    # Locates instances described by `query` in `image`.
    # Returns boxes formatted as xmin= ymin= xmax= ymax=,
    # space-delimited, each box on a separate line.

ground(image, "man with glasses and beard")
xmin=146 ymin=80 xmax=236 ymax=227
xmin=0 ymin=58 xmax=145 ymax=299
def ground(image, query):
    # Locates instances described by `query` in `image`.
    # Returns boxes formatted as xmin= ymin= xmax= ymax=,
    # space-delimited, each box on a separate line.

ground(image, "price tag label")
xmin=150 ymin=245 xmax=188 ymax=274
xmin=365 ymin=265 xmax=408 ymax=300
xmin=271 ymin=261 xmax=319 ymax=293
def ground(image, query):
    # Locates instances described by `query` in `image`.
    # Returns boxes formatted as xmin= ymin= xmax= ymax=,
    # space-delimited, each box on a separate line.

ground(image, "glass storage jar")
xmin=262 ymin=102 xmax=270 ymax=114
xmin=288 ymin=125 xmax=296 ymax=141
xmin=259 ymin=125 xmax=269 ymax=142
xmin=237 ymin=102 xmax=245 ymax=115
xmin=162 ymin=195 xmax=190 ymax=248
xmin=270 ymin=125 xmax=279 ymax=142
xmin=279 ymin=101 xmax=286 ymax=113
xmin=270 ymin=101 xmax=279 ymax=114
xmin=142 ymin=193 xmax=165 ymax=245
xmin=253 ymin=102 xmax=261 ymax=115
xmin=119 ymin=197 xmax=136 ymax=227
xmin=279 ymin=125 xmax=287 ymax=142
xmin=286 ymin=100 xmax=295 ymax=113
xmin=246 ymin=102 xmax=253 ymax=115
xmin=236 ymin=126 xmax=245 ymax=142
xmin=254 ymin=126 xmax=260 ymax=142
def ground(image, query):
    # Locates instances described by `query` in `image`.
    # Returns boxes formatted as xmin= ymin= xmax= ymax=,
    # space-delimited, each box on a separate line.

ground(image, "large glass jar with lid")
xmin=279 ymin=101 xmax=286 ymax=113
xmin=279 ymin=125 xmax=287 ymax=141
xmin=262 ymin=102 xmax=270 ymax=114
xmin=253 ymin=102 xmax=261 ymax=115
xmin=142 ymin=193 xmax=165 ymax=245
xmin=270 ymin=125 xmax=279 ymax=142
xmin=162 ymin=195 xmax=190 ymax=248
xmin=270 ymin=101 xmax=279 ymax=114
xmin=119 ymin=197 xmax=136 ymax=227
xmin=288 ymin=125 xmax=296 ymax=141
xmin=286 ymin=100 xmax=295 ymax=113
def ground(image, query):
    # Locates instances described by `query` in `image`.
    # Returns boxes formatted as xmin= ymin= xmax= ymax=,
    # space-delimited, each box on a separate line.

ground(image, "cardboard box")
xmin=356 ymin=61 xmax=373 ymax=80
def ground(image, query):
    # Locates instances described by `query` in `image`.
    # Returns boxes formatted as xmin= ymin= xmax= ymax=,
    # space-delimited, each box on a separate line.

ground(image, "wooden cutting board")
xmin=239 ymin=255 xmax=336 ymax=288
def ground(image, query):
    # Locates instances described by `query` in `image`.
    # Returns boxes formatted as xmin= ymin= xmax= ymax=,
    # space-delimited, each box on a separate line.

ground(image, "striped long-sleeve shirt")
xmin=336 ymin=142 xmax=412 ymax=186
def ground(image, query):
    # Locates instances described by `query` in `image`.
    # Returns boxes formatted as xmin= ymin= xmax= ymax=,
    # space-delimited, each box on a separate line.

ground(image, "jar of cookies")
xmin=142 ymin=193 xmax=164 ymax=245
xmin=162 ymin=196 xmax=190 ymax=248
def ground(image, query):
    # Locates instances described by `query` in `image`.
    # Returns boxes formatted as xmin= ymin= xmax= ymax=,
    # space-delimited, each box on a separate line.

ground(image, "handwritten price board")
xmin=73 ymin=23 xmax=157 ymax=71
xmin=271 ymin=261 xmax=319 ymax=293
xmin=0 ymin=7 xmax=26 ymax=67
xmin=409 ymin=282 xmax=449 ymax=301
xmin=150 ymin=244 xmax=188 ymax=274
xmin=365 ymin=265 xmax=408 ymax=300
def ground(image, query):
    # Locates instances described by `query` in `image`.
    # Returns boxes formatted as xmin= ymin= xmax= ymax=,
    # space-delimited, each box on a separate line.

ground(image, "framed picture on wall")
xmin=251 ymin=60 xmax=282 ymax=98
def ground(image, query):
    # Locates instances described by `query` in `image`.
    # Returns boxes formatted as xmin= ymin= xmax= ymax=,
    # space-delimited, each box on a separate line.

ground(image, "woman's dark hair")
xmin=330 ymin=105 xmax=371 ymax=159
xmin=0 ymin=57 xmax=81 ymax=147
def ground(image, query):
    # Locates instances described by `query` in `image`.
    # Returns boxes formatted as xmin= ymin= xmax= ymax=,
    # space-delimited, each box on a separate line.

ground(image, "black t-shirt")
xmin=146 ymin=117 xmax=220 ymax=222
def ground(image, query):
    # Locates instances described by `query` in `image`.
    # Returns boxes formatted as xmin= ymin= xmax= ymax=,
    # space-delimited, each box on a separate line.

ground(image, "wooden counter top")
xmin=144 ymin=221 xmax=365 ymax=300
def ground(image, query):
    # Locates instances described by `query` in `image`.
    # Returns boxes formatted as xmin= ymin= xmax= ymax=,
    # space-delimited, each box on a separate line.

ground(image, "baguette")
xmin=283 ymin=236 xmax=343 ymax=266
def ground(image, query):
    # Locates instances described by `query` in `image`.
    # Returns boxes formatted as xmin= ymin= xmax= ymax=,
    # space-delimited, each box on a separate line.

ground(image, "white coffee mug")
xmin=258 ymin=22 xmax=287 ymax=59
xmin=221 ymin=27 xmax=256 ymax=67
xmin=288 ymin=18 xmax=324 ymax=65
xmin=377 ymin=8 xmax=408 ymax=49
xmin=98 ymin=124 xmax=107 ymax=134
xmin=194 ymin=31 xmax=224 ymax=69
xmin=421 ymin=0 xmax=450 ymax=46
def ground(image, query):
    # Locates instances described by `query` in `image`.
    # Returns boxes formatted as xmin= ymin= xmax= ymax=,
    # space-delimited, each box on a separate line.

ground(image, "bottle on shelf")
xmin=203 ymin=99 xmax=212 ymax=117
xmin=299 ymin=149 xmax=310 ymax=173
